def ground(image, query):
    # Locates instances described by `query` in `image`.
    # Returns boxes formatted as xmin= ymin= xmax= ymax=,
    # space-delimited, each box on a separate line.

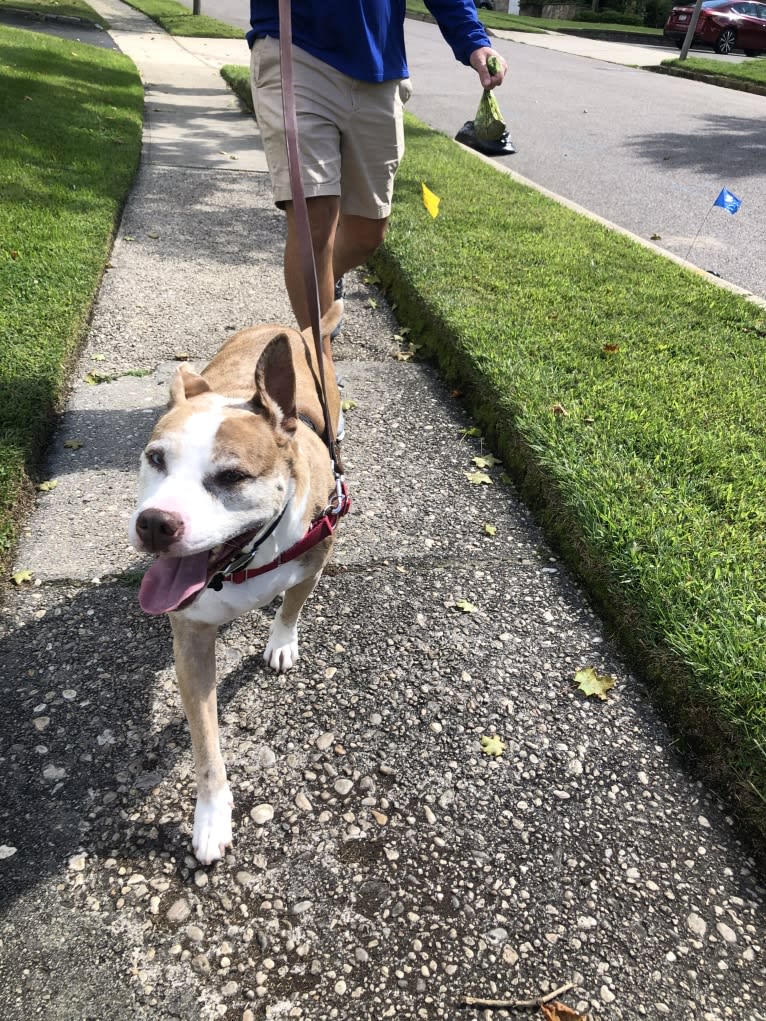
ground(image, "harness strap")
xmin=226 ymin=480 xmax=351 ymax=585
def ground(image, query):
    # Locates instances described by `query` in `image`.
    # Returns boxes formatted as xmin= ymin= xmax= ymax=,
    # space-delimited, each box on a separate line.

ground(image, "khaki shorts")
xmin=250 ymin=35 xmax=411 ymax=219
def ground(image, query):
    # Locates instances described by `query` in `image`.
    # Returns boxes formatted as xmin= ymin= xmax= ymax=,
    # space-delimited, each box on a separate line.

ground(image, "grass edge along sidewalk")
xmin=225 ymin=60 xmax=766 ymax=848
xmin=0 ymin=24 xmax=143 ymax=561
xmin=380 ymin=119 xmax=766 ymax=851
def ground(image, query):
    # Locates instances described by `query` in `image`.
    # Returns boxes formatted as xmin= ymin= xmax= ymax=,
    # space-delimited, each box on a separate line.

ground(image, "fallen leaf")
xmin=574 ymin=666 xmax=615 ymax=701
xmin=541 ymin=1001 xmax=590 ymax=1021
xmin=367 ymin=298 xmax=378 ymax=309
xmin=473 ymin=454 xmax=502 ymax=468
xmin=37 ymin=480 xmax=58 ymax=492
xmin=452 ymin=598 xmax=477 ymax=614
xmin=480 ymin=735 xmax=506 ymax=757
xmin=483 ymin=522 xmax=497 ymax=536
xmin=466 ymin=471 xmax=492 ymax=486
xmin=64 ymin=439 xmax=83 ymax=450
xmin=451 ymin=389 xmax=463 ymax=398
xmin=91 ymin=353 xmax=106 ymax=361
xmin=650 ymin=233 xmax=662 ymax=241
xmin=341 ymin=399 xmax=357 ymax=412
xmin=602 ymin=343 xmax=620 ymax=355
xmin=394 ymin=350 xmax=415 ymax=362
xmin=552 ymin=403 xmax=569 ymax=417
xmin=461 ymin=426 xmax=482 ymax=439
xmin=11 ymin=570 xmax=33 ymax=586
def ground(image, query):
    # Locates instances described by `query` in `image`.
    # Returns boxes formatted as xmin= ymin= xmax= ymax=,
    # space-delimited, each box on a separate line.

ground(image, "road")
xmin=190 ymin=3 xmax=766 ymax=299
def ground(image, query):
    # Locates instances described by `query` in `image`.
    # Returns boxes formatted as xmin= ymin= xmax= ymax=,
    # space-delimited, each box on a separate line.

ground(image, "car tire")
xmin=714 ymin=27 xmax=737 ymax=53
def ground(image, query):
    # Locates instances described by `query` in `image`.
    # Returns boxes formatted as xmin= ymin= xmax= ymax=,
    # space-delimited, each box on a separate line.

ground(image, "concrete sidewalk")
xmin=1 ymin=4 xmax=765 ymax=1020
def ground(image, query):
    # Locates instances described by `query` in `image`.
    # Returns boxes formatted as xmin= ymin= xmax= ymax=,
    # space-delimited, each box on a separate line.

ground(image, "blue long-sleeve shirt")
xmin=247 ymin=0 xmax=492 ymax=82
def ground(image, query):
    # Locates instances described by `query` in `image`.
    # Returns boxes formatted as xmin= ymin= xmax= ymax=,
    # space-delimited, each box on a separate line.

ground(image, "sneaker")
xmin=336 ymin=375 xmax=346 ymax=442
xmin=331 ymin=277 xmax=345 ymax=340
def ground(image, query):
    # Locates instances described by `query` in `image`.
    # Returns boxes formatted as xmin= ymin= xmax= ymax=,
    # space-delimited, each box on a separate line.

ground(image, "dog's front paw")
xmin=264 ymin=619 xmax=299 ymax=672
xmin=192 ymin=785 xmax=233 ymax=865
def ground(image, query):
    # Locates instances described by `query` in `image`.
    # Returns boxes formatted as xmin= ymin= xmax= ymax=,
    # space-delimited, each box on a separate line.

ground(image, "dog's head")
xmin=129 ymin=334 xmax=302 ymax=614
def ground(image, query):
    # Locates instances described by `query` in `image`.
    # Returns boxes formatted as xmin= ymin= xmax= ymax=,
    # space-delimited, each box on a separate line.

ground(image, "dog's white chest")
xmin=175 ymin=557 xmax=315 ymax=626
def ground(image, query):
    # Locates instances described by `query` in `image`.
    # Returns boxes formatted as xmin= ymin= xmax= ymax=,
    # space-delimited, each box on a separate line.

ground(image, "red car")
xmin=664 ymin=0 xmax=766 ymax=55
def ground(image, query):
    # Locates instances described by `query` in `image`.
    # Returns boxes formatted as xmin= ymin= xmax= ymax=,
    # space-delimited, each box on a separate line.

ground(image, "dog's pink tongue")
xmin=139 ymin=552 xmax=210 ymax=615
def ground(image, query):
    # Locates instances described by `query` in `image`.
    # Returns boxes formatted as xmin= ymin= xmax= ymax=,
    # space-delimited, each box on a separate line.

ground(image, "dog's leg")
xmin=170 ymin=616 xmax=233 ymax=865
xmin=264 ymin=572 xmax=322 ymax=673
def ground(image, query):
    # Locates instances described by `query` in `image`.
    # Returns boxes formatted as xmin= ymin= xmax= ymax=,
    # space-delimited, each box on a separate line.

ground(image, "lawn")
xmin=663 ymin=53 xmax=766 ymax=85
xmin=119 ymin=0 xmax=241 ymax=37
xmin=0 ymin=0 xmax=103 ymax=21
xmin=406 ymin=0 xmax=663 ymax=36
xmin=0 ymin=24 xmax=142 ymax=557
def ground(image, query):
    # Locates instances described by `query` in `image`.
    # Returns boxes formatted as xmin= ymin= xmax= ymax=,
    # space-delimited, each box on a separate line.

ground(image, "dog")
xmin=129 ymin=303 xmax=347 ymax=864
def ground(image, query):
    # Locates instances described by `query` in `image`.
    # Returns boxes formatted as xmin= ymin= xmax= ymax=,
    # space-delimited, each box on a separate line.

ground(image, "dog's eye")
xmin=146 ymin=449 xmax=166 ymax=471
xmin=214 ymin=469 xmax=249 ymax=487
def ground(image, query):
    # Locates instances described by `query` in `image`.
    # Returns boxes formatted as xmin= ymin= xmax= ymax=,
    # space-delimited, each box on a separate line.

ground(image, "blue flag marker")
xmin=713 ymin=188 xmax=742 ymax=215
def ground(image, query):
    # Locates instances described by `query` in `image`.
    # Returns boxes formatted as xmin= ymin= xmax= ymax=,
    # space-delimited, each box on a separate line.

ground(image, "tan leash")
xmin=277 ymin=0 xmax=345 ymax=476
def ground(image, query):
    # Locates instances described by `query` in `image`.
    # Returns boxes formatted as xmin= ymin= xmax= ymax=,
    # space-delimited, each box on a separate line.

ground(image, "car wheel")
xmin=714 ymin=28 xmax=737 ymax=54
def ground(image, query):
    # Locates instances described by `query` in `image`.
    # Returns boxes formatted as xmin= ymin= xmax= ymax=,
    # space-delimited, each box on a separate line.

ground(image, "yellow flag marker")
xmin=421 ymin=181 xmax=441 ymax=218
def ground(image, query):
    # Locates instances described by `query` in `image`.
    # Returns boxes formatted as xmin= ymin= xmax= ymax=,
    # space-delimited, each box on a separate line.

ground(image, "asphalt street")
xmin=2 ymin=5 xmax=766 ymax=1021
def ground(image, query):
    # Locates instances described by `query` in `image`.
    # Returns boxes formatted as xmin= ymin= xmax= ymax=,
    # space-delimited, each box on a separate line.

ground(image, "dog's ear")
xmin=169 ymin=364 xmax=212 ymax=405
xmin=253 ymin=334 xmax=298 ymax=434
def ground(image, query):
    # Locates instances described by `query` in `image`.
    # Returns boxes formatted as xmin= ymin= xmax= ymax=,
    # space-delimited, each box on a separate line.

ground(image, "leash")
xmin=277 ymin=0 xmax=344 ymax=477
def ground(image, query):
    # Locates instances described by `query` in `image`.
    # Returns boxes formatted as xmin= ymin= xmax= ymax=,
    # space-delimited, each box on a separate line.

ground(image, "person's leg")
xmin=332 ymin=213 xmax=389 ymax=281
xmin=284 ymin=195 xmax=340 ymax=330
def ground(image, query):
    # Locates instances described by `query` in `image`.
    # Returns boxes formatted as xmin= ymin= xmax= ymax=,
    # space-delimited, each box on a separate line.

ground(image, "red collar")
xmin=217 ymin=480 xmax=350 ymax=587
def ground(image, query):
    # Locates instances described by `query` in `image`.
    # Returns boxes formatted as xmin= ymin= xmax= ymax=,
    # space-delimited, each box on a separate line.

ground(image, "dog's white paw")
xmin=192 ymin=785 xmax=233 ymax=865
xmin=264 ymin=619 xmax=299 ymax=672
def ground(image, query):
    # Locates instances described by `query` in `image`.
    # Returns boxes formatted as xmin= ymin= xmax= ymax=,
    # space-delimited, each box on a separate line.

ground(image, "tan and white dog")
xmin=129 ymin=304 xmax=346 ymax=864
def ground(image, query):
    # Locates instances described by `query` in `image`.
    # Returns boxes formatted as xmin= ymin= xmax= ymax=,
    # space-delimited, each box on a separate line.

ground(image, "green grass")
xmin=406 ymin=0 xmax=662 ymax=36
xmin=119 ymin=0 xmax=242 ymax=37
xmin=0 ymin=25 xmax=142 ymax=559
xmin=0 ymin=0 xmax=103 ymax=21
xmin=372 ymin=115 xmax=766 ymax=833
xmin=664 ymin=54 xmax=766 ymax=84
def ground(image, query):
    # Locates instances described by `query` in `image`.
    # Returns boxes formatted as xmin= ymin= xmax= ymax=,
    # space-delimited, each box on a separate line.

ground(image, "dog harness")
xmin=207 ymin=478 xmax=350 ymax=590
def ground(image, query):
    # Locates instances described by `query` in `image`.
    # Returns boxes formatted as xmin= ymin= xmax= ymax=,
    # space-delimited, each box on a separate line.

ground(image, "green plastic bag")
xmin=473 ymin=56 xmax=506 ymax=143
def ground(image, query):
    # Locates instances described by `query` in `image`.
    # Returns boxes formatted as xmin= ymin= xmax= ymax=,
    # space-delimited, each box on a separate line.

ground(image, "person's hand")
xmin=469 ymin=47 xmax=508 ymax=89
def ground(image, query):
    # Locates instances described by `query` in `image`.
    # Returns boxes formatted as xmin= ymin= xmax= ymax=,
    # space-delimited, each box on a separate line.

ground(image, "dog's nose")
xmin=136 ymin=509 xmax=185 ymax=553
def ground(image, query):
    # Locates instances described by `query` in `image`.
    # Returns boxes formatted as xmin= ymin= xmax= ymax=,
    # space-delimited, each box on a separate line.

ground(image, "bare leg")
xmin=170 ymin=615 xmax=232 ymax=865
xmin=284 ymin=197 xmax=339 ymax=329
xmin=332 ymin=213 xmax=389 ymax=280
xmin=264 ymin=572 xmax=323 ymax=672
xmin=284 ymin=203 xmax=389 ymax=329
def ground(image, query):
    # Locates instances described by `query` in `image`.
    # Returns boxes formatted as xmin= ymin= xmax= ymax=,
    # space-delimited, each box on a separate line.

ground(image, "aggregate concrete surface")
xmin=1 ymin=3 xmax=765 ymax=1019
